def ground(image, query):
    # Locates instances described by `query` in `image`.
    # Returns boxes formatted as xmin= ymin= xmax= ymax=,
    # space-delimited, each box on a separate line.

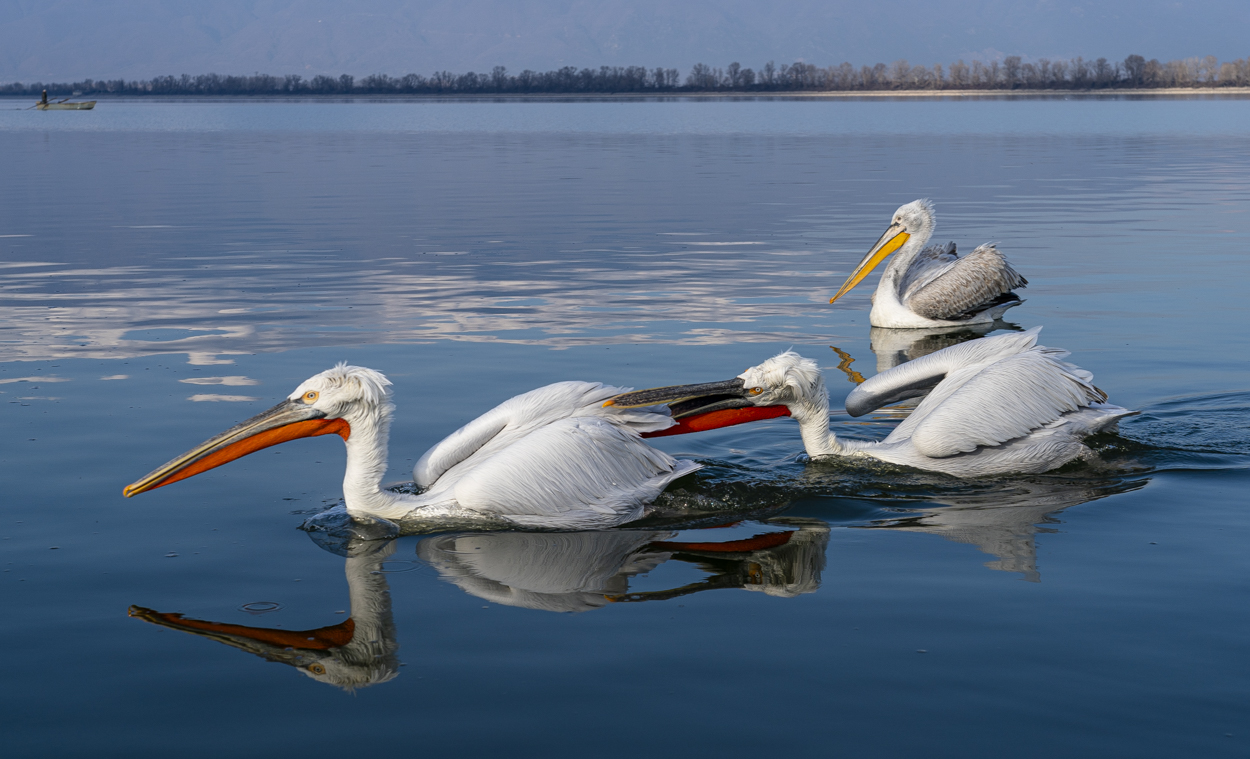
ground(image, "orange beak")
xmin=609 ymin=377 xmax=790 ymax=438
xmin=123 ymin=399 xmax=349 ymax=497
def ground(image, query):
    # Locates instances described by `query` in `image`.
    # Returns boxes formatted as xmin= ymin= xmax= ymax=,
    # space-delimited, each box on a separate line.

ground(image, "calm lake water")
xmin=2 ymin=97 xmax=1249 ymax=758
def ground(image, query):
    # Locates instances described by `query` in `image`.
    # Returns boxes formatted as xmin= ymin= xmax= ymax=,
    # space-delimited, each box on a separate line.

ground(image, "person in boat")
xmin=41 ymin=90 xmax=47 ymax=106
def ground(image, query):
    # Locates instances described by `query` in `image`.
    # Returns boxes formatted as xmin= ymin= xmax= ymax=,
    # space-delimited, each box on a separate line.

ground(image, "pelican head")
xmin=830 ymin=198 xmax=935 ymax=304
xmin=123 ymin=364 xmax=392 ymax=497
xmin=735 ymin=351 xmax=826 ymax=410
xmin=289 ymin=364 xmax=393 ymax=421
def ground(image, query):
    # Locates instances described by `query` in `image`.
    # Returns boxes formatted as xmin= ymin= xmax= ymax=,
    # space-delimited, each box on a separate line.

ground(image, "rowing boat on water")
xmin=36 ymin=101 xmax=95 ymax=110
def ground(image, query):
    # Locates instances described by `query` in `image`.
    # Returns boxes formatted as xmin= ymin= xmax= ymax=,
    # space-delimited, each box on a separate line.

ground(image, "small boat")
xmin=37 ymin=101 xmax=95 ymax=110
xmin=33 ymin=90 xmax=95 ymax=110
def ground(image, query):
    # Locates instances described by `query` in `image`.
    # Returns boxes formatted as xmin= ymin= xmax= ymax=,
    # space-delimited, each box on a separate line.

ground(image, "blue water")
xmin=2 ymin=98 xmax=1249 ymax=757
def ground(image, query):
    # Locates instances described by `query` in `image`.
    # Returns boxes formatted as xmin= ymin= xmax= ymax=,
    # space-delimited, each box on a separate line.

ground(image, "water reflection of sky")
xmin=5 ymin=107 xmax=1250 ymax=380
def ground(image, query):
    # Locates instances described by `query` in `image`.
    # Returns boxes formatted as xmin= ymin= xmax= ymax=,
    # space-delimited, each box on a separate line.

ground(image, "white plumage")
xmin=403 ymin=379 xmax=699 ymax=529
xmin=830 ymin=199 xmax=1028 ymax=329
xmin=125 ymin=365 xmax=700 ymax=531
xmin=734 ymin=328 xmax=1134 ymax=476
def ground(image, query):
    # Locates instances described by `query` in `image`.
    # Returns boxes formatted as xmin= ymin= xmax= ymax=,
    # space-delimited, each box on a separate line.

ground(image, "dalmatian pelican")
xmin=610 ymin=328 xmax=1134 ymax=477
xmin=123 ymin=364 xmax=784 ymax=531
xmin=830 ymin=200 xmax=1028 ymax=329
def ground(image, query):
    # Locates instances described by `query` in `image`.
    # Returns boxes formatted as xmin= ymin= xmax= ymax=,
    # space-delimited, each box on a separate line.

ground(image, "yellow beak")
xmin=829 ymin=224 xmax=910 ymax=304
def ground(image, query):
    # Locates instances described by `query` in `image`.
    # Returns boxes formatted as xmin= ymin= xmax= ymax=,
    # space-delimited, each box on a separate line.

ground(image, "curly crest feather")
xmin=738 ymin=351 xmax=826 ymax=406
xmin=301 ymin=363 xmax=392 ymax=406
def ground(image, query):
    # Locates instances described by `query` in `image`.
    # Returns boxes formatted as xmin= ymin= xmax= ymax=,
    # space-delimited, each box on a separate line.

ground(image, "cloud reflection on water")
xmin=0 ymin=245 xmax=839 ymax=363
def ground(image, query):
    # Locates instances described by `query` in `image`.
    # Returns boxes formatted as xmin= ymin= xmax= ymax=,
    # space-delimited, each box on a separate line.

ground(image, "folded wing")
xmin=904 ymin=244 xmax=1027 ymax=321
xmin=908 ymin=348 xmax=1106 ymax=458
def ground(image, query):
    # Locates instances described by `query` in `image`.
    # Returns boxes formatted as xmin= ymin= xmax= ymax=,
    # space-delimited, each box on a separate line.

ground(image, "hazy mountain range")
xmin=3 ymin=0 xmax=1246 ymax=82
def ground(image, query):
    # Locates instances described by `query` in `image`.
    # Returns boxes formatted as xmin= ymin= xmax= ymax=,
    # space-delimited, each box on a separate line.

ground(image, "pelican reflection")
xmin=865 ymin=475 xmax=1146 ymax=581
xmin=129 ymin=539 xmax=400 ymax=691
xmin=129 ymin=520 xmax=829 ymax=689
xmin=419 ymin=518 xmax=830 ymax=610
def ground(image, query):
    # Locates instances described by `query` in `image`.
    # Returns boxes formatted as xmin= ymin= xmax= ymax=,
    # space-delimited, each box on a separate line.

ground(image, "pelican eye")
xmin=307 ymin=663 xmax=326 ymax=675
xmin=749 ymin=387 xmax=763 ymax=396
xmin=302 ymin=391 xmax=319 ymax=403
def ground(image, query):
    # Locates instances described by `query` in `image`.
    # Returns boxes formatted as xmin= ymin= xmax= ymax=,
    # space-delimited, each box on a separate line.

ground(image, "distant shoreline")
xmin=5 ymin=87 xmax=1250 ymax=102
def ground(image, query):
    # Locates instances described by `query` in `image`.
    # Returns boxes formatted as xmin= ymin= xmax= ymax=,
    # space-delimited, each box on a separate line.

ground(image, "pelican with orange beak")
xmin=124 ymin=364 xmax=787 ymax=531
xmin=830 ymin=200 xmax=1028 ymax=329
xmin=611 ymin=329 xmax=1135 ymax=477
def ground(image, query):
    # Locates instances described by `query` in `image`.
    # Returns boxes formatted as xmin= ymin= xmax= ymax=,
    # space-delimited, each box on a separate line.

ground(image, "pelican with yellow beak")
xmin=830 ymin=200 xmax=1028 ymax=329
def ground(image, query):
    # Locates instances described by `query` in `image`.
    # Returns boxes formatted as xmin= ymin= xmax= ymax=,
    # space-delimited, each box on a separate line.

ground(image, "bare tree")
xmin=889 ymin=59 xmax=911 ymax=88
xmin=1003 ymin=56 xmax=1022 ymax=88
xmin=1123 ymin=55 xmax=1146 ymax=86
xmin=948 ymin=60 xmax=969 ymax=89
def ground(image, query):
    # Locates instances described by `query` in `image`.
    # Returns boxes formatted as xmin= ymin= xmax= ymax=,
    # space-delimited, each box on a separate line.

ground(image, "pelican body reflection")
xmin=851 ymin=473 xmax=1149 ymax=582
xmin=128 ymin=520 xmax=830 ymax=689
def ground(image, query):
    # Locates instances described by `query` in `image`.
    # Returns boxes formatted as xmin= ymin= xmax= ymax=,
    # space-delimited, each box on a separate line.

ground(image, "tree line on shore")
xmin=5 ymin=54 xmax=1250 ymax=97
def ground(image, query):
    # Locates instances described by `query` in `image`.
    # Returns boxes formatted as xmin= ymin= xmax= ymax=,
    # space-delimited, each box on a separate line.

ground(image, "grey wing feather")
xmin=899 ymin=241 xmax=958 ymax=298
xmin=909 ymin=349 xmax=1106 ymax=458
xmin=904 ymin=244 xmax=1027 ymax=321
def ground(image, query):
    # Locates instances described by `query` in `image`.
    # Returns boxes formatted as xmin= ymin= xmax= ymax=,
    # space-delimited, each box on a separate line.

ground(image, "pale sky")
xmin=2 ymin=0 xmax=1247 ymax=82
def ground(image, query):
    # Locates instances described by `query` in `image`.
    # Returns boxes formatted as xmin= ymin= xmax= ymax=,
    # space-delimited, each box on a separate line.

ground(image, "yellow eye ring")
xmin=307 ymin=663 xmax=326 ymax=675
xmin=749 ymin=387 xmax=763 ymax=395
xmin=303 ymin=390 xmax=319 ymax=403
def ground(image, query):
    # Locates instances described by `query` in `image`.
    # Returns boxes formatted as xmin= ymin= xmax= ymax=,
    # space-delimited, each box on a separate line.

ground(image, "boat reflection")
xmin=128 ymin=519 xmax=829 ymax=689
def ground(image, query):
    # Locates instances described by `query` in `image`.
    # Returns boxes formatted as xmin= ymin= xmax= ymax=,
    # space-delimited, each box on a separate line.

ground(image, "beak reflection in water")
xmin=128 ymin=521 xmax=829 ymax=689
xmin=609 ymin=377 xmax=790 ymax=438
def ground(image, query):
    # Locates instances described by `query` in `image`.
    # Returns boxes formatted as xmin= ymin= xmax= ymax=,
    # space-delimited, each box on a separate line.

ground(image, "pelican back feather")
xmin=908 ymin=347 xmax=1108 ymax=458
xmin=904 ymin=244 xmax=1028 ymax=321
xmin=414 ymin=381 xmax=673 ymax=488
xmin=847 ymin=327 xmax=1044 ymax=418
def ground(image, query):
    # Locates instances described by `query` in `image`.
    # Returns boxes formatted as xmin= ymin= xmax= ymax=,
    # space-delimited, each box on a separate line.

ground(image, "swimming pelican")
xmin=610 ymin=328 xmax=1135 ymax=477
xmin=123 ymin=364 xmax=783 ymax=531
xmin=830 ymin=200 xmax=1028 ymax=329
